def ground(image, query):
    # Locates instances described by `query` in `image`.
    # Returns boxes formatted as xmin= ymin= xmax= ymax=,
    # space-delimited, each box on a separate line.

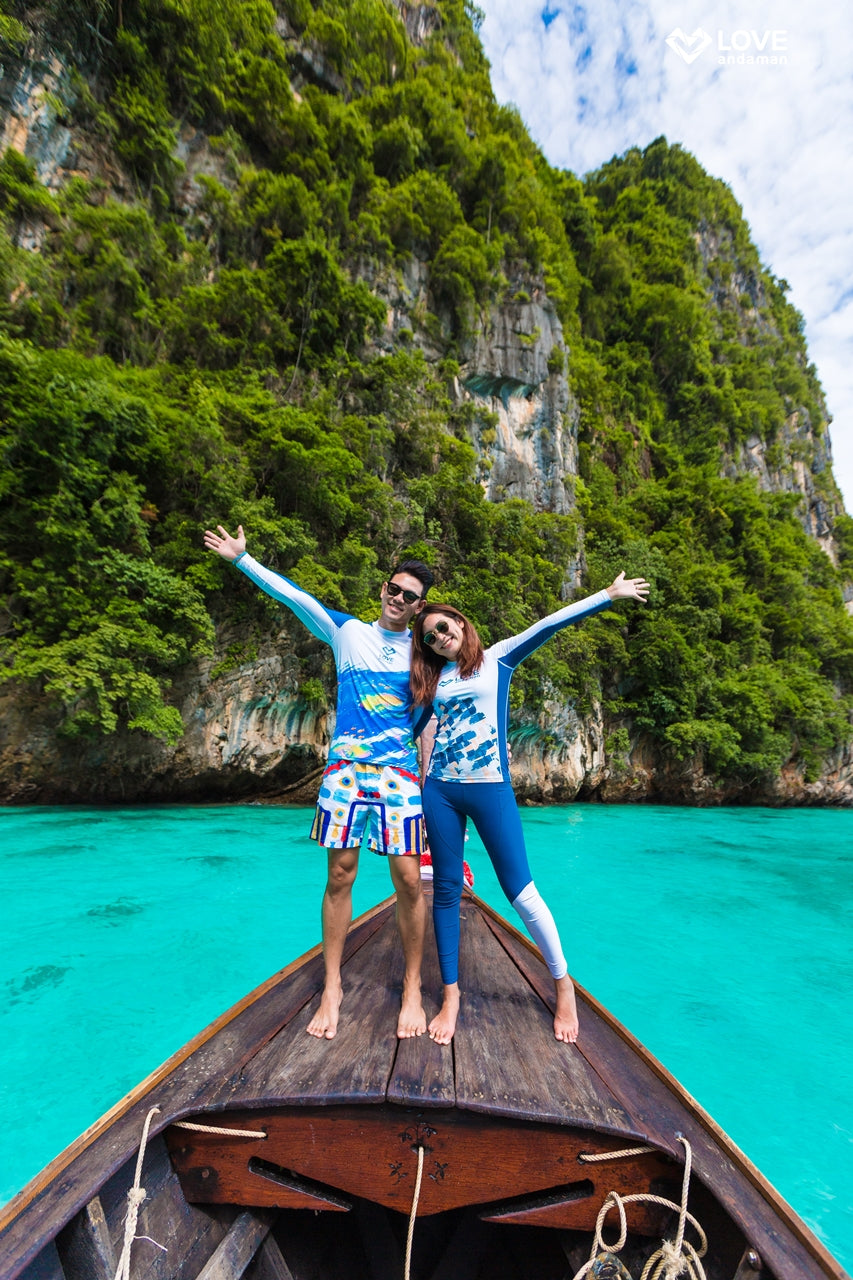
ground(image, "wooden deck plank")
xmin=387 ymin=909 xmax=456 ymax=1107
xmin=236 ymin=914 xmax=404 ymax=1104
xmin=481 ymin=903 xmax=845 ymax=1280
xmin=452 ymin=904 xmax=641 ymax=1131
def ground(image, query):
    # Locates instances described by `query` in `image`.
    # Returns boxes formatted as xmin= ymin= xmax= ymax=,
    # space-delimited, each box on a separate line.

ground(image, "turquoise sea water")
xmin=1 ymin=803 xmax=851 ymax=1265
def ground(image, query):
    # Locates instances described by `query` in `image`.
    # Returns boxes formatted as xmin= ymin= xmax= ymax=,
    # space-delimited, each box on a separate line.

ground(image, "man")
xmin=203 ymin=523 xmax=434 ymax=1041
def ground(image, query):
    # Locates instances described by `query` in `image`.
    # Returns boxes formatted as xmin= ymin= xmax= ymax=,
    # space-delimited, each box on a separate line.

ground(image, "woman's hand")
xmin=606 ymin=571 xmax=650 ymax=602
xmin=203 ymin=524 xmax=246 ymax=561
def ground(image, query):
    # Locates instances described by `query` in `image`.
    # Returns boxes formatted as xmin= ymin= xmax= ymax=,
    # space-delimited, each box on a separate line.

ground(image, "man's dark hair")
xmin=388 ymin=558 xmax=434 ymax=596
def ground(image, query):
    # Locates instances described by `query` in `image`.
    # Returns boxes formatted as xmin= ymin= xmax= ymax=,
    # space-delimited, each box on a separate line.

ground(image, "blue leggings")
xmin=423 ymin=777 xmax=567 ymax=985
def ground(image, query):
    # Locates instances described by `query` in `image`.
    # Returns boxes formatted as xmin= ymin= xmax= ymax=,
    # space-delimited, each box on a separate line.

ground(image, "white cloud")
xmin=478 ymin=0 xmax=853 ymax=511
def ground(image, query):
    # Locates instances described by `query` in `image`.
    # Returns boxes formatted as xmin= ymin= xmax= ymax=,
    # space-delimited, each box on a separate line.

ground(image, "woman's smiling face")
xmin=422 ymin=611 xmax=465 ymax=662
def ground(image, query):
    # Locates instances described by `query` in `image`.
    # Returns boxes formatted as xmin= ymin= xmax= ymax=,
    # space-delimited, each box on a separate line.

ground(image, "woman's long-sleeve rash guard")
xmin=427 ymin=590 xmax=612 ymax=783
xmin=235 ymin=553 xmax=426 ymax=772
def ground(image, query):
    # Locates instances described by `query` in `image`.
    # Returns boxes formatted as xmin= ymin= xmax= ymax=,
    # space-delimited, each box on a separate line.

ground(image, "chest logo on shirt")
xmin=381 ymin=645 xmax=397 ymax=663
xmin=438 ymin=670 xmax=480 ymax=687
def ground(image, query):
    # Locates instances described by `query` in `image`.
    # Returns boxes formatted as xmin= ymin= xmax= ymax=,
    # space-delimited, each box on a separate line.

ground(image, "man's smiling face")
xmin=379 ymin=573 xmax=426 ymax=632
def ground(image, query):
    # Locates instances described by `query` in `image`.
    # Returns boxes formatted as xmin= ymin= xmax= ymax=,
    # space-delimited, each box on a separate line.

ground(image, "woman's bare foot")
xmin=398 ymin=979 xmax=427 ymax=1038
xmin=554 ymin=974 xmax=579 ymax=1043
xmin=428 ymin=983 xmax=460 ymax=1045
xmin=307 ymin=981 xmax=343 ymax=1039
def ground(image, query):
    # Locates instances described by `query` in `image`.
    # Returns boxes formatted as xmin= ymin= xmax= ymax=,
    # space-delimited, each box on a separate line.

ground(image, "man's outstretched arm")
xmin=203 ymin=523 xmax=350 ymax=642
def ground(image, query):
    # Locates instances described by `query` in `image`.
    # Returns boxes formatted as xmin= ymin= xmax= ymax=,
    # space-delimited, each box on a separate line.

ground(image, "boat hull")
xmin=1 ymin=893 xmax=847 ymax=1280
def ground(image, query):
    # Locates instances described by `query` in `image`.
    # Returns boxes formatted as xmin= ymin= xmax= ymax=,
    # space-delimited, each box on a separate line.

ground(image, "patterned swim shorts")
xmin=310 ymin=760 xmax=425 ymax=857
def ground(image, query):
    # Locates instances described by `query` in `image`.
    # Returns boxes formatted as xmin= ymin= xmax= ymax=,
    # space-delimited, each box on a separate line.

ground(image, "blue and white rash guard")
xmin=235 ymin=553 xmax=422 ymax=771
xmin=427 ymin=590 xmax=613 ymax=783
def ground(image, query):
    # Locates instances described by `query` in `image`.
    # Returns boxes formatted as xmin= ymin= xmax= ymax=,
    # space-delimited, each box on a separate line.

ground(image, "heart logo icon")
xmin=665 ymin=27 xmax=712 ymax=64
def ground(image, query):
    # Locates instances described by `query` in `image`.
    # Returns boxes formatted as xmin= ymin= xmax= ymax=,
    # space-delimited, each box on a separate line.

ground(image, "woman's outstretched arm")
xmin=494 ymin=570 xmax=650 ymax=668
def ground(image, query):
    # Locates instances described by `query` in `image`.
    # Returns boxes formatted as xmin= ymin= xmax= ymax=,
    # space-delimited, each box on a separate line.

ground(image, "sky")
xmin=476 ymin=0 xmax=853 ymax=514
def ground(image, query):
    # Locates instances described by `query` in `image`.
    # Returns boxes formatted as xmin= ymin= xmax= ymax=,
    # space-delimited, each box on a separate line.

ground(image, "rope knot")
xmin=659 ymin=1238 xmax=686 ymax=1279
xmin=127 ymin=1187 xmax=147 ymax=1210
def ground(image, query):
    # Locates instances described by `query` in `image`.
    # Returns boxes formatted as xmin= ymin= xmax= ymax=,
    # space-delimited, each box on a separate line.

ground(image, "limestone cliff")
xmin=0 ymin=12 xmax=851 ymax=808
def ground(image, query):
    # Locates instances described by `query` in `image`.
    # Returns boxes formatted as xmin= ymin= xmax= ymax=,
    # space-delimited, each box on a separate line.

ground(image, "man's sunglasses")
xmin=423 ymin=620 xmax=451 ymax=647
xmin=386 ymin=581 xmax=422 ymax=605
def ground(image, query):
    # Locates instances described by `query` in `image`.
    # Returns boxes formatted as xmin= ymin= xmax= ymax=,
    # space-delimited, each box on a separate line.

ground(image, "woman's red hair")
xmin=410 ymin=605 xmax=485 ymax=706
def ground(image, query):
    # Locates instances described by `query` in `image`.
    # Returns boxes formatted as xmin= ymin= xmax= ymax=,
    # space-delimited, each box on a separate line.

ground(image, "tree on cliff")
xmin=0 ymin=0 xmax=850 ymax=796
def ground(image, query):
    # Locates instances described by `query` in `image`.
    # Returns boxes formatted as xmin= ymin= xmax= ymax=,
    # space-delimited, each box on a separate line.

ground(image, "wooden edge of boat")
xmin=472 ymin=892 xmax=846 ymax=1280
xmin=0 ymin=896 xmax=393 ymax=1234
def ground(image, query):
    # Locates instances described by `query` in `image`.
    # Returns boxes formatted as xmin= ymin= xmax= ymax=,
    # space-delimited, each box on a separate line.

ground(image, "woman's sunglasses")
xmin=386 ymin=582 xmax=422 ymax=605
xmin=423 ymin=620 xmax=451 ymax=647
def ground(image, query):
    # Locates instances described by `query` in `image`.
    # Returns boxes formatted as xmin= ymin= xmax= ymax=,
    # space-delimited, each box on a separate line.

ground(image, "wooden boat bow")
xmin=0 ymin=892 xmax=847 ymax=1280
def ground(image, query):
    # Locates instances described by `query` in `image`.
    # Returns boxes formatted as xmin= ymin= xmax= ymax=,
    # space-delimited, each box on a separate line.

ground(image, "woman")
xmin=410 ymin=572 xmax=649 ymax=1045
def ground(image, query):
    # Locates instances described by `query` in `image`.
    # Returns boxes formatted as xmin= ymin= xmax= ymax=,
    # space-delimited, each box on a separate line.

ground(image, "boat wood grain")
xmin=54 ymin=1197 xmax=115 ymax=1280
xmin=237 ymin=913 xmax=404 ymax=1104
xmin=246 ymin=1233 xmax=296 ymax=1280
xmin=165 ymin=1103 xmax=677 ymax=1235
xmin=193 ymin=1209 xmax=275 ymax=1280
xmin=387 ymin=914 xmax=455 ymax=1107
xmin=477 ymin=901 xmax=847 ymax=1280
xmin=452 ymin=905 xmax=642 ymax=1133
xmin=104 ymin=1136 xmax=240 ymax=1280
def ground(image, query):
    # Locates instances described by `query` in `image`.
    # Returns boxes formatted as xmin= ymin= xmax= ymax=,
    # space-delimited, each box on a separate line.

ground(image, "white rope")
xmin=172 ymin=1121 xmax=267 ymax=1138
xmin=571 ymin=1137 xmax=708 ymax=1280
xmin=113 ymin=1107 xmax=166 ymax=1280
xmin=579 ymin=1145 xmax=659 ymax=1163
xmin=404 ymin=1145 xmax=425 ymax=1280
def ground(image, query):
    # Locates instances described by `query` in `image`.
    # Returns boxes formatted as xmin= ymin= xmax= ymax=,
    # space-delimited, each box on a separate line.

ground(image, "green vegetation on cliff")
xmin=0 ymin=0 xmax=851 ymax=787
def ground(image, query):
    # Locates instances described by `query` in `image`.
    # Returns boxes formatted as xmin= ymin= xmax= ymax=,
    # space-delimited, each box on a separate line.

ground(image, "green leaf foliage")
xmin=0 ymin=2 xmax=850 ymax=787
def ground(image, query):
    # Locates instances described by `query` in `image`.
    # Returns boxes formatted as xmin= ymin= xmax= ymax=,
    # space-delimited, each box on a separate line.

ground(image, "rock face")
xmin=0 ymin=628 xmax=330 ymax=804
xmin=0 ymin=51 xmax=74 ymax=187
xmin=721 ymin=414 xmax=838 ymax=556
xmin=460 ymin=291 xmax=577 ymax=516
xmin=594 ymin=735 xmax=853 ymax=807
xmin=698 ymin=221 xmax=846 ymax=560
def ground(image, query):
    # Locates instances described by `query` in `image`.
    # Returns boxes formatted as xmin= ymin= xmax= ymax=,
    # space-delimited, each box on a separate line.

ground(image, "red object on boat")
xmin=420 ymin=850 xmax=474 ymax=889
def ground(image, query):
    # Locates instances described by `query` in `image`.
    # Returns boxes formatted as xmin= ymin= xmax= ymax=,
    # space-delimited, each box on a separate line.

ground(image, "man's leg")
xmin=387 ymin=853 xmax=427 ymax=1038
xmin=307 ymin=845 xmax=359 ymax=1040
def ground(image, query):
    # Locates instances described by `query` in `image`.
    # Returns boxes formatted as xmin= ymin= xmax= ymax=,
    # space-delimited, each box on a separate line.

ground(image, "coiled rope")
xmin=404 ymin=1145 xmax=425 ymax=1280
xmin=571 ymin=1136 xmax=707 ymax=1280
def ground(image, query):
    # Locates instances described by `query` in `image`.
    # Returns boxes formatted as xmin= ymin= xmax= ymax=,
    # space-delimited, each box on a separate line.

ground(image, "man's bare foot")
xmin=428 ymin=984 xmax=460 ymax=1045
xmin=397 ymin=980 xmax=427 ymax=1038
xmin=307 ymin=982 xmax=343 ymax=1039
xmin=554 ymin=974 xmax=579 ymax=1043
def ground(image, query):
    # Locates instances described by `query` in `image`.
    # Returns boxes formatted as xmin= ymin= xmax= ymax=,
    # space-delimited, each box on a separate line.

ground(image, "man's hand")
xmin=203 ymin=524 xmax=246 ymax=562
xmin=606 ymin=571 xmax=650 ymax=602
